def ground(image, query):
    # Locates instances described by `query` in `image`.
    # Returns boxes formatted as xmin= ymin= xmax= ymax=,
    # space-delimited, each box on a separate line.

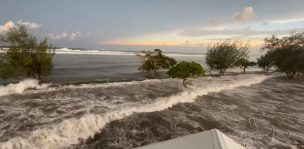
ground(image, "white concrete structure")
xmin=136 ymin=129 xmax=245 ymax=149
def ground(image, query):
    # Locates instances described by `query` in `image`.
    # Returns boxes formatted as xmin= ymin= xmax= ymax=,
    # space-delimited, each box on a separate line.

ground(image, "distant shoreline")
xmin=0 ymin=46 xmax=206 ymax=56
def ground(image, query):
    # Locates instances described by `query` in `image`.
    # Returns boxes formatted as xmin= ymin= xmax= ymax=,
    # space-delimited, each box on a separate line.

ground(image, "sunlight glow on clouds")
xmin=99 ymin=3 xmax=304 ymax=49
xmin=233 ymin=6 xmax=255 ymax=22
xmin=100 ymin=6 xmax=262 ymax=47
xmin=0 ymin=20 xmax=42 ymax=33
xmin=101 ymin=40 xmax=183 ymax=46
xmin=265 ymin=17 xmax=304 ymax=25
xmin=1 ymin=0 xmax=303 ymax=51
xmin=0 ymin=21 xmax=15 ymax=33
xmin=101 ymin=38 xmax=264 ymax=49
xmin=179 ymin=28 xmax=304 ymax=37
xmin=100 ymin=30 xmax=265 ymax=48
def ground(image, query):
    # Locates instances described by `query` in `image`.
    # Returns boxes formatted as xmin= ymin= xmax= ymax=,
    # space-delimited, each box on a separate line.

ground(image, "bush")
xmin=206 ymin=40 xmax=249 ymax=75
xmin=260 ymin=32 xmax=304 ymax=79
xmin=137 ymin=49 xmax=176 ymax=78
xmin=0 ymin=25 xmax=54 ymax=80
xmin=167 ymin=61 xmax=204 ymax=87
xmin=235 ymin=58 xmax=256 ymax=73
xmin=257 ymin=53 xmax=274 ymax=72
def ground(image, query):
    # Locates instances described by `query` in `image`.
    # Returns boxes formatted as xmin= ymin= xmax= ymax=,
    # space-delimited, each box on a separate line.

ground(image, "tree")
xmin=261 ymin=32 xmax=304 ymax=79
xmin=257 ymin=53 xmax=274 ymax=72
xmin=167 ymin=61 xmax=204 ymax=87
xmin=235 ymin=58 xmax=256 ymax=73
xmin=206 ymin=40 xmax=249 ymax=75
xmin=0 ymin=55 xmax=15 ymax=79
xmin=0 ymin=25 xmax=54 ymax=80
xmin=137 ymin=49 xmax=176 ymax=78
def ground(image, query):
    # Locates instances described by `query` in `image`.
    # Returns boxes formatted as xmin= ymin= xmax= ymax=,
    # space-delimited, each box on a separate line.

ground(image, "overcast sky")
xmin=1 ymin=0 xmax=304 ymax=53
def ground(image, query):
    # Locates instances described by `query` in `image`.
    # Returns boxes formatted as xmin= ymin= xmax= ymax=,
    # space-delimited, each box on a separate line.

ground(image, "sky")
xmin=0 ymin=0 xmax=304 ymax=54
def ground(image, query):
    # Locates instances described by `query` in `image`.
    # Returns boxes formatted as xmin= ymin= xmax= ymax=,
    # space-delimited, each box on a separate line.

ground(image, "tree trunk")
xmin=149 ymin=71 xmax=155 ymax=79
xmin=182 ymin=79 xmax=188 ymax=88
xmin=220 ymin=69 xmax=226 ymax=76
xmin=243 ymin=67 xmax=246 ymax=73
xmin=153 ymin=70 xmax=158 ymax=78
xmin=286 ymin=72 xmax=295 ymax=79
xmin=265 ymin=67 xmax=269 ymax=72
xmin=31 ymin=72 xmax=36 ymax=79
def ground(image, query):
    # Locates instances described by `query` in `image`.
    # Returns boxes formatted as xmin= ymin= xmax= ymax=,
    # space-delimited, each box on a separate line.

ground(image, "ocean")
xmin=47 ymin=50 xmax=205 ymax=83
xmin=0 ymin=49 xmax=303 ymax=149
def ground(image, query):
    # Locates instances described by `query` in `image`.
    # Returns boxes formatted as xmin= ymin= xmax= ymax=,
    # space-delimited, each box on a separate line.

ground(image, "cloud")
xmin=264 ymin=17 xmax=304 ymax=25
xmin=179 ymin=28 xmax=255 ymax=37
xmin=17 ymin=20 xmax=42 ymax=28
xmin=49 ymin=32 xmax=68 ymax=40
xmin=0 ymin=21 xmax=16 ymax=33
xmin=233 ymin=6 xmax=255 ymax=22
xmin=49 ymin=31 xmax=82 ymax=40
xmin=179 ymin=28 xmax=304 ymax=37
xmin=0 ymin=20 xmax=42 ymax=33
xmin=100 ymin=39 xmax=184 ymax=46
xmin=70 ymin=32 xmax=81 ymax=40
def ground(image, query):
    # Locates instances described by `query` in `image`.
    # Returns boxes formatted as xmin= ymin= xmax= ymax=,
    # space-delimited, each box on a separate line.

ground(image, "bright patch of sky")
xmin=0 ymin=0 xmax=304 ymax=53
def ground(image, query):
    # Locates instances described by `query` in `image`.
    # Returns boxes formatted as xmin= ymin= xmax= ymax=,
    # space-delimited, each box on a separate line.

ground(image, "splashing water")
xmin=0 ymin=79 xmax=50 ymax=97
xmin=0 ymin=74 xmax=270 ymax=149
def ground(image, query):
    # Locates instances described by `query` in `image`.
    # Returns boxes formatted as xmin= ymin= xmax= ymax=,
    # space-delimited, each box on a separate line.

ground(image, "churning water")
xmin=0 ymin=74 xmax=278 ymax=149
xmin=0 ymin=52 xmax=303 ymax=149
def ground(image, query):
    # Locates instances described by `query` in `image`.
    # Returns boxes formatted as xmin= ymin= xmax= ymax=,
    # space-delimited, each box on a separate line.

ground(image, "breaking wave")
xmin=55 ymin=48 xmax=136 ymax=55
xmin=54 ymin=48 xmax=204 ymax=57
xmin=0 ymin=79 xmax=50 ymax=97
xmin=0 ymin=74 xmax=270 ymax=149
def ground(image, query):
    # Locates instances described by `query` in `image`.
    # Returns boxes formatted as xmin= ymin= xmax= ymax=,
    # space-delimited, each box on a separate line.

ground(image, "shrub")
xmin=167 ymin=61 xmax=204 ymax=87
xmin=206 ymin=40 xmax=249 ymax=75
xmin=0 ymin=25 xmax=54 ymax=80
xmin=137 ymin=49 xmax=176 ymax=78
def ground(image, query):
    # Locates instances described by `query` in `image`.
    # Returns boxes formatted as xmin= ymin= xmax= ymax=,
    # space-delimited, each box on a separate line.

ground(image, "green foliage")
xmin=137 ymin=49 xmax=176 ymax=78
xmin=167 ymin=61 xmax=204 ymax=87
xmin=0 ymin=25 xmax=54 ymax=80
xmin=206 ymin=40 xmax=249 ymax=75
xmin=0 ymin=57 xmax=16 ymax=79
xmin=260 ymin=32 xmax=304 ymax=79
xmin=257 ymin=53 xmax=274 ymax=72
xmin=235 ymin=58 xmax=256 ymax=73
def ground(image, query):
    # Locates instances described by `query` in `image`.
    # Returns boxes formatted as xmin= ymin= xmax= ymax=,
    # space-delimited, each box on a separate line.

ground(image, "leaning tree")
xmin=0 ymin=25 xmax=54 ymax=80
xmin=137 ymin=49 xmax=176 ymax=78
xmin=167 ymin=61 xmax=205 ymax=87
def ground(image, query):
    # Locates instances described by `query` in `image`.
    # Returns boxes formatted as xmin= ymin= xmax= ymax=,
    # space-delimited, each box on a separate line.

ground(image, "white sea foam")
xmin=1 ymin=47 xmax=204 ymax=57
xmin=0 ymin=74 xmax=270 ymax=149
xmin=55 ymin=48 xmax=136 ymax=55
xmin=0 ymin=79 xmax=50 ymax=97
xmin=53 ymin=48 xmax=204 ymax=57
